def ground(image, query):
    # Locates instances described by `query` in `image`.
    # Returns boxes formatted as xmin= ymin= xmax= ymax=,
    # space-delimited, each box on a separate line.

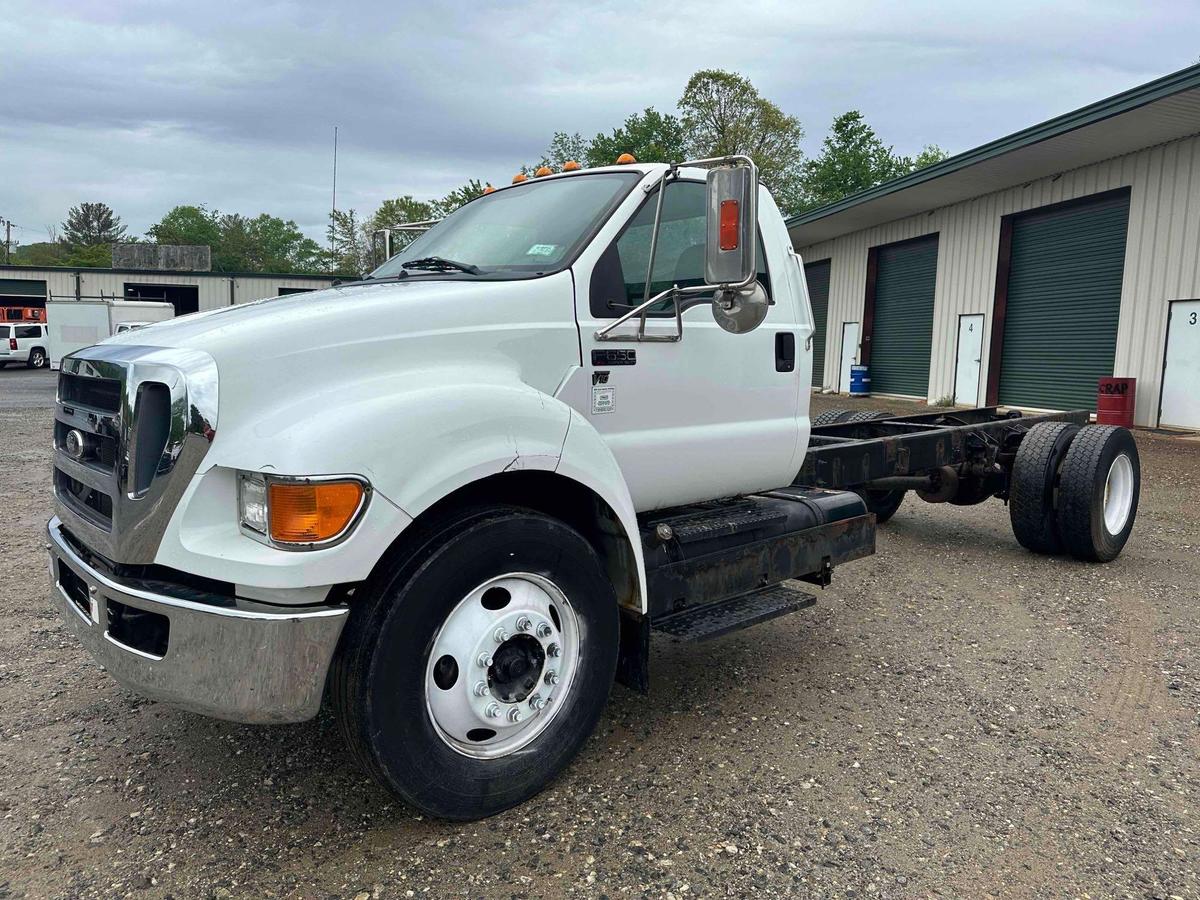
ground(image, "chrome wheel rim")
xmin=1103 ymin=454 xmax=1134 ymax=535
xmin=424 ymin=572 xmax=580 ymax=759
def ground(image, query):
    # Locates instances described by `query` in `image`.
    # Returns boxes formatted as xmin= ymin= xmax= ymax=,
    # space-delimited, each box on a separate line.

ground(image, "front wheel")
xmin=330 ymin=507 xmax=619 ymax=820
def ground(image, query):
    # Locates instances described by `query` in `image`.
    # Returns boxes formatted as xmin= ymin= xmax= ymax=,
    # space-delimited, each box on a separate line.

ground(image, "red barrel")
xmin=1097 ymin=377 xmax=1136 ymax=427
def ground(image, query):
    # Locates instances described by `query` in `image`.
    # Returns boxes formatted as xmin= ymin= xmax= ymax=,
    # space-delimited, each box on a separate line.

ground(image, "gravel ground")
xmin=2 ymin=374 xmax=1198 ymax=899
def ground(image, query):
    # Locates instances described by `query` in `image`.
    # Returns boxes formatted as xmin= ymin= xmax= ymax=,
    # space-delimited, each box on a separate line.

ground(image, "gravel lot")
xmin=2 ymin=370 xmax=1198 ymax=898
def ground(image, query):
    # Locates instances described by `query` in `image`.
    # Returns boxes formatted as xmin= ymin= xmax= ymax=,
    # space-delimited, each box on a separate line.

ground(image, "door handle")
xmin=775 ymin=332 xmax=796 ymax=373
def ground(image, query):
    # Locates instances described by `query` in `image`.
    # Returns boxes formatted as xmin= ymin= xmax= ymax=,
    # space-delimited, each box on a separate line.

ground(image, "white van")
xmin=0 ymin=322 xmax=48 ymax=369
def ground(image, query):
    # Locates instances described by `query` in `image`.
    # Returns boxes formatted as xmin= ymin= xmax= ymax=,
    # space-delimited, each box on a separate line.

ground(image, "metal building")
xmin=789 ymin=64 xmax=1200 ymax=430
xmin=0 ymin=265 xmax=338 ymax=317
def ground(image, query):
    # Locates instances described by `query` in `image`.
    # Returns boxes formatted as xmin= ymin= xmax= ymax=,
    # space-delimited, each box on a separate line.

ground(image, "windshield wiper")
xmin=400 ymin=256 xmax=482 ymax=275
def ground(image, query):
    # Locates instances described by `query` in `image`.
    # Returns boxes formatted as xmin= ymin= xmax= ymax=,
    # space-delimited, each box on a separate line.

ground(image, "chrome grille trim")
xmin=53 ymin=345 xmax=218 ymax=564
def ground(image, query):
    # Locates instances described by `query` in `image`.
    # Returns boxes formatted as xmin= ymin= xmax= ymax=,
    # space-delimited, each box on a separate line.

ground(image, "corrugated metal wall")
xmin=795 ymin=133 xmax=1200 ymax=425
xmin=0 ymin=269 xmax=335 ymax=311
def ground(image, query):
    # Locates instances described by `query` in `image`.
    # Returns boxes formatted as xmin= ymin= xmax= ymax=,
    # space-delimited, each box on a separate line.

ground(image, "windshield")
xmin=369 ymin=172 xmax=640 ymax=279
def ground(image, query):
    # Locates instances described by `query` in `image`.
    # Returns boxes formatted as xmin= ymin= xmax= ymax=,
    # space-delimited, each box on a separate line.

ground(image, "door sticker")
xmin=592 ymin=385 xmax=615 ymax=414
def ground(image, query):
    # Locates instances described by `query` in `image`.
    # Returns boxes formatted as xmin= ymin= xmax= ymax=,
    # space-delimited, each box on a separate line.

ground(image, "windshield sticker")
xmin=526 ymin=244 xmax=558 ymax=257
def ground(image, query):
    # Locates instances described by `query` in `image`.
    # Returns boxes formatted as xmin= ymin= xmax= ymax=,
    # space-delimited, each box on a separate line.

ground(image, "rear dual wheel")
xmin=1009 ymin=423 xmax=1139 ymax=561
xmin=331 ymin=507 xmax=619 ymax=820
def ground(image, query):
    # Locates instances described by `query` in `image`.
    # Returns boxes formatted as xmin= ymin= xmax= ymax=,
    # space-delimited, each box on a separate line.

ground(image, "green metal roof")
xmin=786 ymin=62 xmax=1200 ymax=232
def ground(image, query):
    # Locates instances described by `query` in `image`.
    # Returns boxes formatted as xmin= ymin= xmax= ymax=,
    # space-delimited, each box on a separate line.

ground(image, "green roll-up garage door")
xmin=998 ymin=190 xmax=1130 ymax=412
xmin=868 ymin=234 xmax=938 ymax=396
xmin=804 ymin=259 xmax=830 ymax=387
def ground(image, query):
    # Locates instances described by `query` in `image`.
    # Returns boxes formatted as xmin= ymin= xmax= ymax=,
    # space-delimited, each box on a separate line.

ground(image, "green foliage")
xmin=60 ymin=202 xmax=126 ymax=248
xmin=677 ymin=69 xmax=805 ymax=210
xmin=11 ymin=242 xmax=66 ymax=266
xmin=145 ymin=205 xmax=321 ymax=273
xmin=434 ymin=180 xmax=488 ymax=216
xmin=325 ymin=209 xmax=369 ymax=277
xmin=585 ymin=108 xmax=686 ymax=167
xmin=538 ymin=133 xmax=589 ymax=171
xmin=797 ymin=112 xmax=952 ymax=212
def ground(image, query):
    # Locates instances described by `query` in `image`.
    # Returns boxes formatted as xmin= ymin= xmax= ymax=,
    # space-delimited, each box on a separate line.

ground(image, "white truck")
xmin=45 ymin=298 xmax=174 ymax=370
xmin=46 ymin=157 xmax=1141 ymax=820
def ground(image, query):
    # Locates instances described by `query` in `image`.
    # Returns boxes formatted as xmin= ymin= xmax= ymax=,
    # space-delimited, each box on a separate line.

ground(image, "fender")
xmin=157 ymin=366 xmax=648 ymax=611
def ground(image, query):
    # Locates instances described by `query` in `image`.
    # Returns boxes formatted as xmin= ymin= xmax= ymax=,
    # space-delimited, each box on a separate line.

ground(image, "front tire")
xmin=330 ymin=506 xmax=619 ymax=820
xmin=1056 ymin=425 xmax=1140 ymax=562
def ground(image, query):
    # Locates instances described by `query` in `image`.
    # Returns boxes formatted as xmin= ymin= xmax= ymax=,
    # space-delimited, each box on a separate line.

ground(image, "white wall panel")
xmin=795 ymin=133 xmax=1200 ymax=425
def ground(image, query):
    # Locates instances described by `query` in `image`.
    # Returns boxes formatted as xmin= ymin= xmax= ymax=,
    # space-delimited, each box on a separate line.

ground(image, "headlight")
xmin=237 ymin=471 xmax=370 ymax=550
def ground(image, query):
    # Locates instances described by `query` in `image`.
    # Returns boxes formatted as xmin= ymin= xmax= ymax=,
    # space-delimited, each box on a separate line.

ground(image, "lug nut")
xmin=516 ymin=616 xmax=532 ymax=631
xmin=474 ymin=681 xmax=489 ymax=697
xmin=529 ymin=694 xmax=546 ymax=711
xmin=536 ymin=622 xmax=553 ymax=638
xmin=493 ymin=627 xmax=509 ymax=643
xmin=544 ymin=670 xmax=559 ymax=686
xmin=547 ymin=643 xmax=562 ymax=658
xmin=485 ymin=703 xmax=500 ymax=719
xmin=477 ymin=652 xmax=493 ymax=668
xmin=507 ymin=708 xmax=522 ymax=723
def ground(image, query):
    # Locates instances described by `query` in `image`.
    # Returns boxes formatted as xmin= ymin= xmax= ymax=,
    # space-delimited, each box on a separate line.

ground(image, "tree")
xmin=678 ymin=70 xmax=805 ymax=209
xmin=147 ymin=205 xmax=321 ymax=273
xmin=60 ymin=202 xmax=126 ymax=248
xmin=146 ymin=205 xmax=222 ymax=250
xmin=798 ymin=112 xmax=953 ymax=211
xmin=537 ymin=133 xmax=589 ymax=171
xmin=434 ymin=179 xmax=488 ymax=216
xmin=586 ymin=107 xmax=687 ymax=167
xmin=326 ymin=209 xmax=370 ymax=277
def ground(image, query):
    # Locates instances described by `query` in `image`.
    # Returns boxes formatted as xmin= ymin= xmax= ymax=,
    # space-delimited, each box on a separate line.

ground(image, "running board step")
xmin=652 ymin=584 xmax=816 ymax=642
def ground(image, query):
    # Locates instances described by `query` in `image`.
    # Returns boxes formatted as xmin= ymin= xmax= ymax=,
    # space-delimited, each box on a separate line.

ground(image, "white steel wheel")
xmin=1103 ymin=454 xmax=1135 ymax=535
xmin=424 ymin=572 xmax=580 ymax=759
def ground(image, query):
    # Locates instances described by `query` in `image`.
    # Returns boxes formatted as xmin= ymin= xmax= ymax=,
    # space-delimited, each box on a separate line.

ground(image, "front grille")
xmin=59 ymin=372 xmax=121 ymax=413
xmin=53 ymin=346 xmax=218 ymax=564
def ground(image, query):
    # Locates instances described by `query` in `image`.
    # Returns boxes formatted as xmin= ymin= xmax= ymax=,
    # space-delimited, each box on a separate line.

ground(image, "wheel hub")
xmin=488 ymin=634 xmax=545 ymax=702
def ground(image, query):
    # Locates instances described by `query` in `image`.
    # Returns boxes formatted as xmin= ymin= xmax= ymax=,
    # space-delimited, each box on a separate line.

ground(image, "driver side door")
xmin=569 ymin=178 xmax=804 ymax=511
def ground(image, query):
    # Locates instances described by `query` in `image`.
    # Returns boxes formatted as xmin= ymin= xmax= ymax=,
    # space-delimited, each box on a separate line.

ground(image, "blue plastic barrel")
xmin=849 ymin=364 xmax=871 ymax=397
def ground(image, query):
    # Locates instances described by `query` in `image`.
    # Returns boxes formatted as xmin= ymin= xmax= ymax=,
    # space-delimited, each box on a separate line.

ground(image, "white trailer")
xmin=45 ymin=299 xmax=174 ymax=369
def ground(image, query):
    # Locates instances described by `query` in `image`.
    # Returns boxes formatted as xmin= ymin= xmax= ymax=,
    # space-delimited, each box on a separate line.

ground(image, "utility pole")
xmin=2 ymin=218 xmax=10 ymax=264
xmin=329 ymin=126 xmax=339 ymax=252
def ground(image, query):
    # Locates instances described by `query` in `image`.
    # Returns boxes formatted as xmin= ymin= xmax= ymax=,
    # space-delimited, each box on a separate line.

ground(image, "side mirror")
xmin=704 ymin=164 xmax=757 ymax=287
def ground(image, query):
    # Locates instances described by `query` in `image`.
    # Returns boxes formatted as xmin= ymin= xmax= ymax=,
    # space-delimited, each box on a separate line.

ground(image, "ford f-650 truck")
xmin=47 ymin=156 xmax=1140 ymax=820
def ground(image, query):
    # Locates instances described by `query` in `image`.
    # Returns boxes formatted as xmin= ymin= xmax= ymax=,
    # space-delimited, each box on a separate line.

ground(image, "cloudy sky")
xmin=1 ymin=1 xmax=1197 ymax=245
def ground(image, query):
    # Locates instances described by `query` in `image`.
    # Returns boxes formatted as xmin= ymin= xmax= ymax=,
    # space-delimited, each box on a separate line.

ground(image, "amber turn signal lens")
xmin=534 ymin=165 xmax=552 ymax=177
xmin=268 ymin=480 xmax=364 ymax=544
xmin=615 ymin=153 xmax=636 ymax=164
xmin=512 ymin=172 xmax=528 ymax=183
xmin=483 ymin=184 xmax=496 ymax=194
xmin=719 ymin=199 xmax=740 ymax=251
xmin=562 ymin=160 xmax=581 ymax=171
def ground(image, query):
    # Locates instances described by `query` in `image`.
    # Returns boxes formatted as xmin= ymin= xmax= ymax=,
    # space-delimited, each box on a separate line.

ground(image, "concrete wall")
xmin=111 ymin=244 xmax=211 ymax=272
xmin=795 ymin=133 xmax=1200 ymax=427
xmin=0 ymin=268 xmax=336 ymax=312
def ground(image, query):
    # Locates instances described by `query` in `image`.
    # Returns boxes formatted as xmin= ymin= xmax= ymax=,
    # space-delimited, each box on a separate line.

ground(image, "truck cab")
xmin=45 ymin=157 xmax=878 ymax=819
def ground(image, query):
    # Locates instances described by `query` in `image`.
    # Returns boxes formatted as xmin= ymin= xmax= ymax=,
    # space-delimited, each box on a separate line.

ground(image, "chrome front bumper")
xmin=46 ymin=517 xmax=349 ymax=724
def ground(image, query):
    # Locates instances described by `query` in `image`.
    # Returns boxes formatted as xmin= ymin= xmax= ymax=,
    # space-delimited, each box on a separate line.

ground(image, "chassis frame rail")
xmin=797 ymin=407 xmax=1091 ymax=490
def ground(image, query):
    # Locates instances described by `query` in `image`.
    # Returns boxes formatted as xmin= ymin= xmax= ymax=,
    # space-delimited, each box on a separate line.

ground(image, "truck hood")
xmin=101 ymin=272 xmax=580 ymax=426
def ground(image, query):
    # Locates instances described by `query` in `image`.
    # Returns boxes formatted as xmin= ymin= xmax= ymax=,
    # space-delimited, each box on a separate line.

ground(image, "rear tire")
xmin=811 ymin=408 xmax=854 ymax=427
xmin=330 ymin=506 xmax=619 ymax=820
xmin=1009 ymin=421 xmax=1080 ymax=554
xmin=856 ymin=487 xmax=905 ymax=524
xmin=27 ymin=348 xmax=46 ymax=369
xmin=0 ymin=362 xmax=7 ymax=369
xmin=1055 ymin=425 xmax=1140 ymax=562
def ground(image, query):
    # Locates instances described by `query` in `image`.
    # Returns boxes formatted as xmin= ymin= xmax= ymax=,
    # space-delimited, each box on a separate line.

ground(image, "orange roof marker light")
xmin=615 ymin=153 xmax=636 ymax=165
xmin=535 ymin=165 xmax=553 ymax=177
xmin=512 ymin=172 xmax=528 ymax=184
xmin=482 ymin=184 xmax=496 ymax=194
xmin=562 ymin=160 xmax=581 ymax=171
